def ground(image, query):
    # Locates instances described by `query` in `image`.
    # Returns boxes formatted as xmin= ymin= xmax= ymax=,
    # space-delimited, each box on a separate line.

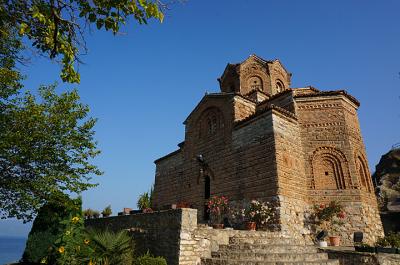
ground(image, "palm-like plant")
xmin=137 ymin=192 xmax=151 ymax=210
xmin=86 ymin=229 xmax=133 ymax=265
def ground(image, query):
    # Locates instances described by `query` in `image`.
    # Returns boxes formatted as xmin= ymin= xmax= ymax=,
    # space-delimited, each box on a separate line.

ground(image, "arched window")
xmin=247 ymin=76 xmax=263 ymax=91
xmin=276 ymin=80 xmax=284 ymax=93
xmin=207 ymin=116 xmax=217 ymax=135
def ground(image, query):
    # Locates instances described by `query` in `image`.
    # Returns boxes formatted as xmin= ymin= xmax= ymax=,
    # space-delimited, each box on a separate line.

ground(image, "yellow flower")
xmin=40 ymin=257 xmax=47 ymax=264
xmin=84 ymin=239 xmax=90 ymax=245
xmin=58 ymin=246 xmax=65 ymax=254
xmin=71 ymin=216 xmax=80 ymax=223
xmin=65 ymin=230 xmax=71 ymax=236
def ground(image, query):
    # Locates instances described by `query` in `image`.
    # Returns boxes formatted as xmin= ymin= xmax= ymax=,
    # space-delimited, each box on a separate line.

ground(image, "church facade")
xmin=152 ymin=55 xmax=383 ymax=244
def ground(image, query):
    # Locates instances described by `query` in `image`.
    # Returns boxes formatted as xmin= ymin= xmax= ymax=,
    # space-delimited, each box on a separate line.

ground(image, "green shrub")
xmin=86 ymin=229 xmax=134 ymax=265
xmin=22 ymin=194 xmax=82 ymax=264
xmin=134 ymin=252 xmax=167 ymax=265
xmin=376 ymin=232 xmax=400 ymax=248
xmin=22 ymin=230 xmax=57 ymax=263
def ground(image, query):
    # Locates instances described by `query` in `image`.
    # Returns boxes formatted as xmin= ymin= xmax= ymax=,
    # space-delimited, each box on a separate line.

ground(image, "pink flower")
xmin=338 ymin=212 xmax=345 ymax=219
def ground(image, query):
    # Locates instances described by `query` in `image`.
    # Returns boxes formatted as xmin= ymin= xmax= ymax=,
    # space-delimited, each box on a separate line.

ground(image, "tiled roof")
xmin=294 ymin=89 xmax=360 ymax=107
xmin=154 ymin=149 xmax=181 ymax=164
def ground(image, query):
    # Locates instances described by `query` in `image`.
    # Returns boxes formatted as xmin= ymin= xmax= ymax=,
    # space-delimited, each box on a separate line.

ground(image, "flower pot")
xmin=212 ymin=224 xmax=224 ymax=229
xmin=245 ymin=221 xmax=256 ymax=231
xmin=329 ymin=236 xmax=340 ymax=246
xmin=355 ymin=246 xmax=375 ymax=253
xmin=318 ymin=241 xmax=328 ymax=248
xmin=376 ymin=247 xmax=397 ymax=254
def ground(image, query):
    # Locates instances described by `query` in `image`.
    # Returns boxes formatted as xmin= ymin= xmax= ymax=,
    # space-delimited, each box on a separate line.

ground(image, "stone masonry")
xmin=152 ymin=55 xmax=384 ymax=245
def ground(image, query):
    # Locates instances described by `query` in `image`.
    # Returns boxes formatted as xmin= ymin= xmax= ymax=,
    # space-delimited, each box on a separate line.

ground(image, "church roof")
xmin=293 ymin=89 xmax=360 ymax=107
xmin=183 ymin=92 xmax=235 ymax=125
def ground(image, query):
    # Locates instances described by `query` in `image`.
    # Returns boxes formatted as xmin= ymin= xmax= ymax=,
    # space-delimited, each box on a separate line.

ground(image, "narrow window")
xmin=276 ymin=80 xmax=284 ymax=93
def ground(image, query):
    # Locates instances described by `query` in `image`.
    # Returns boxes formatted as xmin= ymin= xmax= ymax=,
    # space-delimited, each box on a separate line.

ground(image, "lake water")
xmin=0 ymin=237 xmax=26 ymax=265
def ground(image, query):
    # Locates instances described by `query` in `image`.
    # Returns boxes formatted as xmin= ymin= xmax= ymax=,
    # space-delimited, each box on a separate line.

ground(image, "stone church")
xmin=152 ymin=55 xmax=383 ymax=244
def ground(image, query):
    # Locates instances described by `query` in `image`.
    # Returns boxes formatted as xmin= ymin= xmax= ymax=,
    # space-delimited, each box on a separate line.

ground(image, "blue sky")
xmin=1 ymin=0 xmax=399 ymax=237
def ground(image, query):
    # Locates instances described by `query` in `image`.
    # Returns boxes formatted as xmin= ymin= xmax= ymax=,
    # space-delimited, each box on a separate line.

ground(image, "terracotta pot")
xmin=329 ymin=236 xmax=340 ymax=246
xmin=212 ymin=224 xmax=224 ymax=229
xmin=245 ymin=221 xmax=256 ymax=231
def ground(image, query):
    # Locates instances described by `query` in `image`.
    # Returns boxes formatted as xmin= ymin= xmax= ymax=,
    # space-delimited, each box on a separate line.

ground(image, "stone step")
xmin=211 ymin=252 xmax=329 ymax=262
xmin=218 ymin=244 xmax=319 ymax=253
xmin=229 ymin=237 xmax=303 ymax=245
xmin=201 ymin=258 xmax=340 ymax=265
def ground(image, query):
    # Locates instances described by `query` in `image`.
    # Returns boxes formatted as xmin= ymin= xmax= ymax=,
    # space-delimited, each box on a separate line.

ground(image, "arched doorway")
xmin=203 ymin=176 xmax=211 ymax=221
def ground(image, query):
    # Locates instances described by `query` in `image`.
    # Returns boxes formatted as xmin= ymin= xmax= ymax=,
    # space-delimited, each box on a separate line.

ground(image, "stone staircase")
xmin=201 ymin=233 xmax=339 ymax=265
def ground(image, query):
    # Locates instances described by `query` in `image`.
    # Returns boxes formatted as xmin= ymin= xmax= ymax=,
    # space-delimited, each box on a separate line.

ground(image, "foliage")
xmin=0 ymin=84 xmax=102 ymax=221
xmin=83 ymin=208 xmax=94 ymax=219
xmin=312 ymin=201 xmax=346 ymax=235
xmin=376 ymin=232 xmax=400 ymax=248
xmin=92 ymin=210 xmax=100 ymax=218
xmin=23 ymin=230 xmax=58 ymax=263
xmin=102 ymin=205 xmax=112 ymax=217
xmin=85 ymin=229 xmax=134 ymax=265
xmin=137 ymin=191 xmax=151 ymax=210
xmin=243 ymin=200 xmax=274 ymax=226
xmin=207 ymin=195 xmax=229 ymax=224
xmin=22 ymin=195 xmax=82 ymax=264
xmin=2 ymin=0 xmax=164 ymax=83
xmin=134 ymin=251 xmax=167 ymax=265
xmin=49 ymin=202 xmax=91 ymax=265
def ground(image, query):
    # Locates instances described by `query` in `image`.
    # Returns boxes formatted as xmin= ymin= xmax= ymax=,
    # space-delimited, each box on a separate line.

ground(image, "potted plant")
xmin=92 ymin=210 xmax=100 ymax=218
xmin=101 ymin=205 xmax=112 ymax=217
xmin=375 ymin=232 xmax=400 ymax=254
xmin=355 ymin=243 xmax=376 ymax=253
xmin=313 ymin=201 xmax=346 ymax=247
xmin=83 ymin=208 xmax=94 ymax=219
xmin=207 ymin=196 xmax=229 ymax=229
xmin=243 ymin=200 xmax=274 ymax=231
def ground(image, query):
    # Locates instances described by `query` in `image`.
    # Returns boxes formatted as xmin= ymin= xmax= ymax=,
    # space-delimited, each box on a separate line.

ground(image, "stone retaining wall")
xmin=85 ymin=208 xmax=197 ymax=265
xmin=322 ymin=248 xmax=400 ymax=265
xmin=85 ymin=208 xmax=295 ymax=265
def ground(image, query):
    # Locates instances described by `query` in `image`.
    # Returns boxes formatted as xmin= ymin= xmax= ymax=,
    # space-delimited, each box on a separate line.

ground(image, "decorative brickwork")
xmin=153 ymin=55 xmax=384 ymax=245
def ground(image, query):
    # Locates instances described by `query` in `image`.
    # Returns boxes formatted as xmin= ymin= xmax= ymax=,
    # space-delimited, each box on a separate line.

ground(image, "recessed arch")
xmin=276 ymin=79 xmax=285 ymax=93
xmin=196 ymin=107 xmax=225 ymax=139
xmin=311 ymin=147 xmax=351 ymax=190
xmin=247 ymin=75 xmax=264 ymax=91
xmin=355 ymin=154 xmax=372 ymax=193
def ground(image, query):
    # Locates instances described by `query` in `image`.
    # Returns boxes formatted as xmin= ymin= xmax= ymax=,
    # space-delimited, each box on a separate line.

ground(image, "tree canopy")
xmin=0 ymin=0 xmax=165 ymax=221
xmin=0 ymin=85 xmax=102 ymax=221
xmin=2 ymin=0 xmax=164 ymax=83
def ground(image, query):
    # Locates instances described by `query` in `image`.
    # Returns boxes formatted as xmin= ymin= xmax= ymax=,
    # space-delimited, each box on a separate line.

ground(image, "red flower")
xmin=319 ymin=204 xmax=325 ymax=209
xmin=338 ymin=212 xmax=345 ymax=219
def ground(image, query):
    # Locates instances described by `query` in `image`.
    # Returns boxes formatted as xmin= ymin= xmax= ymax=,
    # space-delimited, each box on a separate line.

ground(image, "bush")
xmin=22 ymin=194 xmax=82 ymax=264
xmin=86 ymin=229 xmax=134 ymax=264
xmin=22 ymin=230 xmax=58 ymax=263
xmin=134 ymin=252 xmax=167 ymax=265
xmin=376 ymin=232 xmax=400 ymax=248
